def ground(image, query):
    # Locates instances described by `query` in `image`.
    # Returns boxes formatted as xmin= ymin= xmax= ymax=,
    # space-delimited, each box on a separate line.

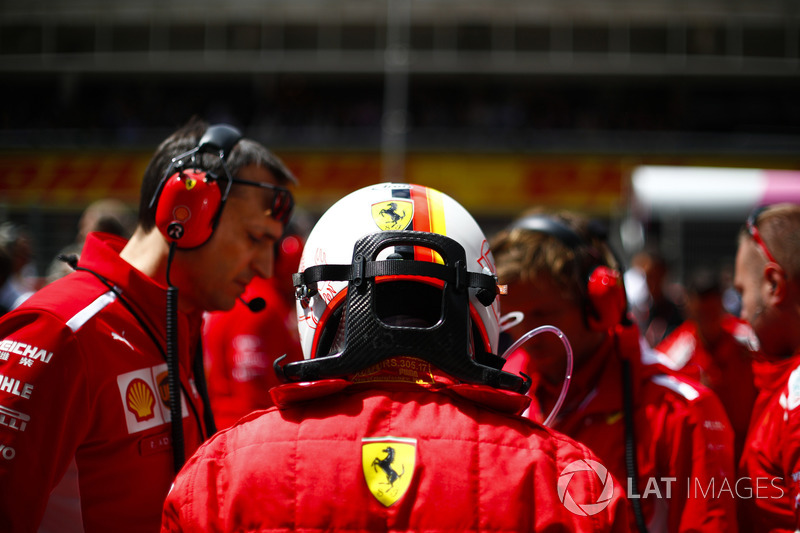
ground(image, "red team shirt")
xmin=656 ymin=315 xmax=757 ymax=458
xmin=738 ymin=353 xmax=800 ymax=532
xmin=504 ymin=325 xmax=738 ymax=533
xmin=203 ymin=276 xmax=304 ymax=429
xmin=0 ymin=233 xmax=210 ymax=532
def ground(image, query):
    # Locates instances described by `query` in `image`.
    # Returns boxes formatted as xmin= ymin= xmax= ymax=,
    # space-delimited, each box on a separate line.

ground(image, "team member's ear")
xmin=764 ymin=263 xmax=786 ymax=303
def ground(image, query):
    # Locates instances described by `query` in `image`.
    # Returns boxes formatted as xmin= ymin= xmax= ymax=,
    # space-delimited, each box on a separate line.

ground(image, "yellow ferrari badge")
xmin=362 ymin=437 xmax=417 ymax=506
xmin=371 ymin=200 xmax=413 ymax=231
xmin=184 ymin=176 xmax=197 ymax=190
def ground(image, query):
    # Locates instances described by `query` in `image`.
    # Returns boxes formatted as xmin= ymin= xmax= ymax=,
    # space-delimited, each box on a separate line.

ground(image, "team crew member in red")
xmin=162 ymin=183 xmax=631 ymax=533
xmin=491 ymin=211 xmax=738 ymax=533
xmin=202 ymin=231 xmax=305 ymax=428
xmin=733 ymin=203 xmax=800 ymax=532
xmin=655 ymin=268 xmax=757 ymax=460
xmin=0 ymin=118 xmax=297 ymax=532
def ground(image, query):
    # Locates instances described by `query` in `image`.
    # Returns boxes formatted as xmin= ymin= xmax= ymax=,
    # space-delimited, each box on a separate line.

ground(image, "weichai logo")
xmin=0 ymin=339 xmax=54 ymax=366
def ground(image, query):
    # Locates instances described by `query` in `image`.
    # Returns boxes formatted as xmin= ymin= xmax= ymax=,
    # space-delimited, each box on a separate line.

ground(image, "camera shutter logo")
xmin=558 ymin=459 xmax=614 ymax=516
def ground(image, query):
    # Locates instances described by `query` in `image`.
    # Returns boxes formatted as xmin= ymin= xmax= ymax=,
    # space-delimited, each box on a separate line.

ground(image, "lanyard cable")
xmin=621 ymin=355 xmax=648 ymax=533
xmin=59 ymin=252 xmax=206 ymax=474
xmin=164 ymin=243 xmax=185 ymax=473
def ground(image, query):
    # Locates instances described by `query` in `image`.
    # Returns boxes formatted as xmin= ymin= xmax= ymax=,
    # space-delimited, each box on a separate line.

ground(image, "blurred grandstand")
xmin=1 ymin=0 xmax=799 ymax=282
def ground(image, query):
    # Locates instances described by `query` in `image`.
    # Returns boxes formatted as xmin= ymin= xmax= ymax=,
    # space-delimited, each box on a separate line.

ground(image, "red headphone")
xmin=149 ymin=124 xmax=242 ymax=249
xmin=510 ymin=215 xmax=628 ymax=332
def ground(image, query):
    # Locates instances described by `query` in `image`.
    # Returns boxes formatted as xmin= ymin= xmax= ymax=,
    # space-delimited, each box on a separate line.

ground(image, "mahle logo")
xmin=558 ymin=459 xmax=615 ymax=516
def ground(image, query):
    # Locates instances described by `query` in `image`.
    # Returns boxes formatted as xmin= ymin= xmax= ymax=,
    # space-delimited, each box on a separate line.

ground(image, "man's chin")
xmin=208 ymin=296 xmax=238 ymax=313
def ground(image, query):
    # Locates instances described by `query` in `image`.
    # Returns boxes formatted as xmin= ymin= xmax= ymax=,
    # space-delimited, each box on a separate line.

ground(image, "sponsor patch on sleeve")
xmin=117 ymin=364 xmax=188 ymax=434
xmin=787 ymin=365 xmax=800 ymax=411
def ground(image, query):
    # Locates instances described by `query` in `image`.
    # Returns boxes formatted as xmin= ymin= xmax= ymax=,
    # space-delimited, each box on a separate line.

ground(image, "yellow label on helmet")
xmin=371 ymin=200 xmax=413 ymax=231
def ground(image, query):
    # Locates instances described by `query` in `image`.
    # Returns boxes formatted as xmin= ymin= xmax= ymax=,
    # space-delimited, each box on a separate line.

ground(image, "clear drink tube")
xmin=500 ymin=324 xmax=573 ymax=427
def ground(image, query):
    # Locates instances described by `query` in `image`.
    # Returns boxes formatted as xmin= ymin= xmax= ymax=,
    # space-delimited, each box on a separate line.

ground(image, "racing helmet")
xmin=279 ymin=183 xmax=528 ymax=393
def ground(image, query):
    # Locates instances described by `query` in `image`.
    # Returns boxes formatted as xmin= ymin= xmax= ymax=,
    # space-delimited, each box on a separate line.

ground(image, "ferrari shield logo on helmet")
xmin=371 ymin=200 xmax=413 ymax=231
xmin=362 ymin=437 xmax=417 ymax=506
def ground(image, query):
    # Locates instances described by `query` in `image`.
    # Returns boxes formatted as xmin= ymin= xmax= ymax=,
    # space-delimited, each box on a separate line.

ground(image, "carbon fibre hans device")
xmin=510 ymin=215 xmax=627 ymax=332
xmin=284 ymin=230 xmax=528 ymax=392
xmin=280 ymin=182 xmax=530 ymax=394
xmin=149 ymin=124 xmax=242 ymax=249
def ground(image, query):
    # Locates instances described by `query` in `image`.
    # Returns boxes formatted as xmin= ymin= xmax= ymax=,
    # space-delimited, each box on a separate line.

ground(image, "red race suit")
xmin=162 ymin=357 xmax=631 ymax=533
xmin=504 ymin=324 xmax=738 ymax=533
xmin=0 ymin=233 xmax=210 ymax=533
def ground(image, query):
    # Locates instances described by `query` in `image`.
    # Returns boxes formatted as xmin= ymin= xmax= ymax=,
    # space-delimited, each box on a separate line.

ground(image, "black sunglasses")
xmin=231 ymin=177 xmax=295 ymax=225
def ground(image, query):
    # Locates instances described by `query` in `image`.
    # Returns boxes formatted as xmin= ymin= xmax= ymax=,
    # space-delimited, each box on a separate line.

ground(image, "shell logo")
xmin=126 ymin=378 xmax=156 ymax=422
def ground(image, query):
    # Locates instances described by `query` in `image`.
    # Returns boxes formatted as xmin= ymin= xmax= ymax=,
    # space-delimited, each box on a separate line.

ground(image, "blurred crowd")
xmin=4 ymin=77 xmax=797 ymax=150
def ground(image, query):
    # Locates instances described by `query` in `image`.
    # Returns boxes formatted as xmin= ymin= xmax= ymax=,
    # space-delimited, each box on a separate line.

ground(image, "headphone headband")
xmin=197 ymin=124 xmax=242 ymax=159
xmin=507 ymin=213 xmax=627 ymax=331
xmin=509 ymin=215 xmax=585 ymax=249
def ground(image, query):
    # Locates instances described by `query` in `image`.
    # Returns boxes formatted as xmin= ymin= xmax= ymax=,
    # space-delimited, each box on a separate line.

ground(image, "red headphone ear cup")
xmin=154 ymin=170 xmax=222 ymax=249
xmin=586 ymin=266 xmax=627 ymax=331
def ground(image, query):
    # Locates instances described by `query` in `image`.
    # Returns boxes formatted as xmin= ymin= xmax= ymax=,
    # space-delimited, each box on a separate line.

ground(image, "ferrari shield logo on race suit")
xmin=371 ymin=200 xmax=413 ymax=231
xmin=362 ymin=437 xmax=417 ymax=506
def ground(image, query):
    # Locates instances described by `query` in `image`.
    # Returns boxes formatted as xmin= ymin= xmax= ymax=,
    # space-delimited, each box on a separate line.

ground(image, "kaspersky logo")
xmin=558 ymin=459 xmax=615 ymax=516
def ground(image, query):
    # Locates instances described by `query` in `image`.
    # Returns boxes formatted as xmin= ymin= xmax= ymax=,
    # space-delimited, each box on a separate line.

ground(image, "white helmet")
xmin=280 ymin=183 xmax=528 ymax=393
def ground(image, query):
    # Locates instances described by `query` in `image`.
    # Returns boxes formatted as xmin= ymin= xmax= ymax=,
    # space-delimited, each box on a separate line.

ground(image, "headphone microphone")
xmin=239 ymin=296 xmax=267 ymax=313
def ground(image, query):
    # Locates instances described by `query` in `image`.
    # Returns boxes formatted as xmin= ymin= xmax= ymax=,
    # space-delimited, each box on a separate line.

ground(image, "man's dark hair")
xmin=138 ymin=117 xmax=297 ymax=232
